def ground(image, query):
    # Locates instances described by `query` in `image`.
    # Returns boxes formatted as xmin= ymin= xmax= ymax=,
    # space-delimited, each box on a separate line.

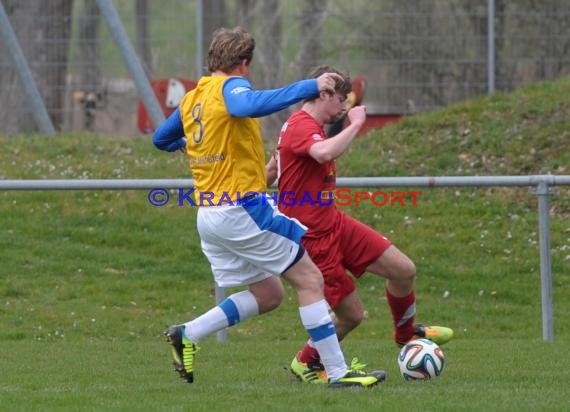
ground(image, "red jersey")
xmin=276 ymin=110 xmax=340 ymax=237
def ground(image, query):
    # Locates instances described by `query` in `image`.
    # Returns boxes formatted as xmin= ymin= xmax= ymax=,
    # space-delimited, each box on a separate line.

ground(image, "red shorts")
xmin=302 ymin=211 xmax=392 ymax=308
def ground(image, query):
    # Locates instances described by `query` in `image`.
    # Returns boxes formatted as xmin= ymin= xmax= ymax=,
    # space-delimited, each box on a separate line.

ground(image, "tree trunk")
xmin=202 ymin=0 xmax=227 ymax=59
xmin=235 ymin=0 xmax=255 ymax=28
xmin=0 ymin=0 xmax=73 ymax=133
xmin=79 ymin=0 xmax=101 ymax=91
xmin=0 ymin=0 xmax=33 ymax=133
xmin=258 ymin=0 xmax=284 ymax=141
xmin=297 ymin=0 xmax=329 ymax=78
xmin=494 ymin=0 xmax=510 ymax=90
xmin=75 ymin=0 xmax=102 ymax=130
xmin=259 ymin=0 xmax=282 ymax=88
xmin=135 ymin=0 xmax=153 ymax=78
xmin=36 ymin=0 xmax=74 ymax=130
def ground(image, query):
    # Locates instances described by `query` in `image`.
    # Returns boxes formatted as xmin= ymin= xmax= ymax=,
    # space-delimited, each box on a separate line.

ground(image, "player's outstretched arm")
xmin=223 ymin=77 xmax=319 ymax=118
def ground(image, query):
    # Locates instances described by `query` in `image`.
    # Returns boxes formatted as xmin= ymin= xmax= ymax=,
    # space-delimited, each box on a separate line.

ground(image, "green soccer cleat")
xmin=290 ymin=353 xmax=387 ymax=387
xmin=290 ymin=351 xmax=328 ymax=384
xmin=328 ymin=362 xmax=386 ymax=389
xmin=397 ymin=324 xmax=454 ymax=347
xmin=346 ymin=357 xmax=387 ymax=383
xmin=164 ymin=325 xmax=200 ymax=383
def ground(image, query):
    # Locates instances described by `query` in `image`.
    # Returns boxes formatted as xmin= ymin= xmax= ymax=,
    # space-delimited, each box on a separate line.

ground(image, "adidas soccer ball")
xmin=398 ymin=338 xmax=445 ymax=380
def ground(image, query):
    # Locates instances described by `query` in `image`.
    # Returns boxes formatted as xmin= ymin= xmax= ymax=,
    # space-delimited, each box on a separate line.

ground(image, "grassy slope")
xmin=342 ymin=76 xmax=570 ymax=178
xmin=0 ymin=77 xmax=569 ymax=411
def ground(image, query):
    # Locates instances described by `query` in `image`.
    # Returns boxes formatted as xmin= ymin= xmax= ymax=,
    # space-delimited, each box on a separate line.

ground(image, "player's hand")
xmin=346 ymin=105 xmax=367 ymax=128
xmin=316 ymin=72 xmax=343 ymax=94
xmin=178 ymin=137 xmax=187 ymax=154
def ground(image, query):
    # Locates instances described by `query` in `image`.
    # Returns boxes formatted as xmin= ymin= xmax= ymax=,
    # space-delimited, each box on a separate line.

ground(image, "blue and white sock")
xmin=299 ymin=299 xmax=347 ymax=381
xmin=184 ymin=290 xmax=259 ymax=342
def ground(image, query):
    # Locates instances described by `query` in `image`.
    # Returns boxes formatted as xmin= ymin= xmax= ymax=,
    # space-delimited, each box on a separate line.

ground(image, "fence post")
xmin=487 ymin=0 xmax=496 ymax=94
xmin=215 ymin=285 xmax=228 ymax=342
xmin=536 ymin=180 xmax=554 ymax=341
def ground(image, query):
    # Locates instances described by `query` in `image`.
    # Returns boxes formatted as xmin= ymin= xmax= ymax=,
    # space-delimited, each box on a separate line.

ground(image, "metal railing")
xmin=2 ymin=174 xmax=569 ymax=342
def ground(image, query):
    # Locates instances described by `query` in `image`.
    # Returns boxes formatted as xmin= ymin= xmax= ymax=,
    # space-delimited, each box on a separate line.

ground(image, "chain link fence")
xmin=1 ymin=0 xmax=569 ymax=136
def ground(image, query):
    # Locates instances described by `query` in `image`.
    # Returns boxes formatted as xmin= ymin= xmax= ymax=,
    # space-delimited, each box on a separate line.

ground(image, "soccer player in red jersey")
xmin=267 ymin=65 xmax=454 ymax=383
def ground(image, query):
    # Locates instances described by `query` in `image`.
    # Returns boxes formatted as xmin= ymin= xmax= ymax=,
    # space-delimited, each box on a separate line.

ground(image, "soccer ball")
xmin=398 ymin=338 xmax=445 ymax=380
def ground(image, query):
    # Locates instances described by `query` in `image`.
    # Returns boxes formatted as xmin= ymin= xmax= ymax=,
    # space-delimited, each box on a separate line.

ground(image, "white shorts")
xmin=197 ymin=197 xmax=307 ymax=287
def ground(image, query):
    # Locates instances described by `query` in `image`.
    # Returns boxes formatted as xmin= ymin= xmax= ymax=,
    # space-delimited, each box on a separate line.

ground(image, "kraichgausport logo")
xmin=147 ymin=188 xmax=422 ymax=207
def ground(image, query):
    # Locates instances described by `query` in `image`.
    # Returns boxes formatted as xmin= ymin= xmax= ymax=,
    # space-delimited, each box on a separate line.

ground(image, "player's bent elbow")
xmin=152 ymin=131 xmax=169 ymax=151
xmin=152 ymin=140 xmax=166 ymax=151
xmin=310 ymin=149 xmax=334 ymax=164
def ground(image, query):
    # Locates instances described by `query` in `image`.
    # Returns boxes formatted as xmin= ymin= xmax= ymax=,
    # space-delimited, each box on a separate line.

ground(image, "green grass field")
xmin=1 ymin=77 xmax=569 ymax=411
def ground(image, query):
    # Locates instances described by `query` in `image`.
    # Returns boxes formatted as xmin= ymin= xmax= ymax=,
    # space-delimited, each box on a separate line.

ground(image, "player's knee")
xmin=397 ymin=259 xmax=416 ymax=282
xmin=258 ymin=287 xmax=284 ymax=313
xmin=265 ymin=291 xmax=284 ymax=311
xmin=348 ymin=310 xmax=365 ymax=327
xmin=336 ymin=310 xmax=364 ymax=333
xmin=252 ymin=278 xmax=285 ymax=313
xmin=303 ymin=267 xmax=325 ymax=294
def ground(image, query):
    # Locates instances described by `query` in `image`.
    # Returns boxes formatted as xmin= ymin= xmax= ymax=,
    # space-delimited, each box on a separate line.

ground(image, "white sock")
xmin=184 ymin=290 xmax=259 ymax=342
xmin=299 ymin=299 xmax=347 ymax=380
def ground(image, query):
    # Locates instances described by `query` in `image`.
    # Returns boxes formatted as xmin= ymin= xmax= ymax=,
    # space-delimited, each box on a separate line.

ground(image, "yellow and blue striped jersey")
xmin=180 ymin=76 xmax=264 ymax=204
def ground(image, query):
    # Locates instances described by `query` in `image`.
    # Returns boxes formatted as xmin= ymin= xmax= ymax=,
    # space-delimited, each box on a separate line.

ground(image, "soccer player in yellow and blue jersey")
xmin=153 ymin=26 xmax=384 ymax=388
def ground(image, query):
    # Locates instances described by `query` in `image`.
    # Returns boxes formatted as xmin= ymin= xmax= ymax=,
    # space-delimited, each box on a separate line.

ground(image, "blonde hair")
xmin=207 ymin=27 xmax=255 ymax=73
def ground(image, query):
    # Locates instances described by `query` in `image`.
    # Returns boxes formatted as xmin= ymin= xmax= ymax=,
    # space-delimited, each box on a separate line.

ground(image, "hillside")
xmin=341 ymin=75 xmax=570 ymax=177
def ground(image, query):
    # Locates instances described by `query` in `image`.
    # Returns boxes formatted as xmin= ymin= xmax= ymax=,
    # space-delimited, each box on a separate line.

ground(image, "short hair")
xmin=207 ymin=27 xmax=255 ymax=73
xmin=304 ymin=65 xmax=352 ymax=103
